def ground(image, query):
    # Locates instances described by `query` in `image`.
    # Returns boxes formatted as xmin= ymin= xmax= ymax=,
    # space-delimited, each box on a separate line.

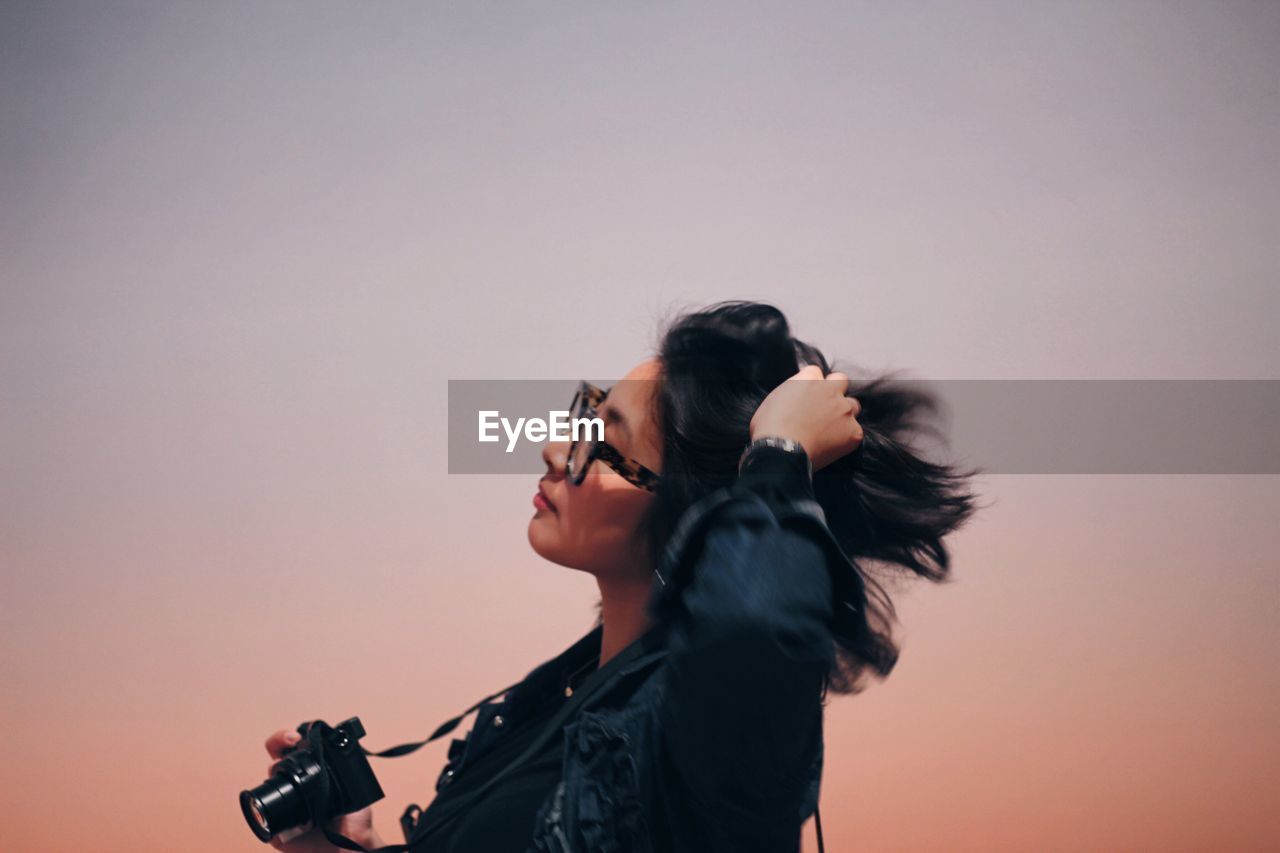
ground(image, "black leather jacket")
xmin=417 ymin=446 xmax=851 ymax=852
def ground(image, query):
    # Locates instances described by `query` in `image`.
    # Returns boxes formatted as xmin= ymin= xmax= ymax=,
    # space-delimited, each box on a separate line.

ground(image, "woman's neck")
xmin=595 ymin=573 xmax=655 ymax=668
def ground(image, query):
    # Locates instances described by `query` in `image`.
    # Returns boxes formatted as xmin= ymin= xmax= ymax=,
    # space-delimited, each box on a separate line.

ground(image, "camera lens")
xmin=242 ymin=793 xmax=270 ymax=839
xmin=239 ymin=754 xmax=322 ymax=843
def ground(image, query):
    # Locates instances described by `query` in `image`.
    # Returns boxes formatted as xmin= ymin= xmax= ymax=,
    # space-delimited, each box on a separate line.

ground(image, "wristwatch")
xmin=738 ymin=435 xmax=813 ymax=481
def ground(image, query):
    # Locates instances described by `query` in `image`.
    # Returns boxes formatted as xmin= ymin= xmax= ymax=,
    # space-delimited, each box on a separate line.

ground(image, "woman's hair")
xmin=625 ymin=299 xmax=983 ymax=697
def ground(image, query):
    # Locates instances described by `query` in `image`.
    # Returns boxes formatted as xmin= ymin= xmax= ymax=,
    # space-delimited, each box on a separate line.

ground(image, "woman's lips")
xmin=534 ymin=483 xmax=557 ymax=513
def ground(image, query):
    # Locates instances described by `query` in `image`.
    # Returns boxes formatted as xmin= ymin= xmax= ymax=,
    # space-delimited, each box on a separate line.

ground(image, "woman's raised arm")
xmin=648 ymin=365 xmax=863 ymax=842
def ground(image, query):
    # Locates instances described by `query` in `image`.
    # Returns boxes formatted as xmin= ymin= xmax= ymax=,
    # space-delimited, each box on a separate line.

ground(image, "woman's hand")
xmin=749 ymin=364 xmax=864 ymax=472
xmin=261 ymin=729 xmax=385 ymax=852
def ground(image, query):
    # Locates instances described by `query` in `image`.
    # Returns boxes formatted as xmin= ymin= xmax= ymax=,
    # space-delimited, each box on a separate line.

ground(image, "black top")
xmin=407 ymin=629 xmax=609 ymax=851
xmin=407 ymin=444 xmax=814 ymax=851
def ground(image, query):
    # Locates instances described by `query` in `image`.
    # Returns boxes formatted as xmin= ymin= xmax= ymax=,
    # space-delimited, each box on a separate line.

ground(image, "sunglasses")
xmin=565 ymin=381 xmax=660 ymax=492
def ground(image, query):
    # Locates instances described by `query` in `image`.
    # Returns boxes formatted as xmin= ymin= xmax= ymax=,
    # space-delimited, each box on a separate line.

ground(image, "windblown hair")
xmin=634 ymin=299 xmax=983 ymax=697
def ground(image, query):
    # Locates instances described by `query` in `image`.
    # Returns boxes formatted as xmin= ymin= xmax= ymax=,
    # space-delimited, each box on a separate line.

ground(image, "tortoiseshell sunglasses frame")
xmin=565 ymin=381 xmax=661 ymax=492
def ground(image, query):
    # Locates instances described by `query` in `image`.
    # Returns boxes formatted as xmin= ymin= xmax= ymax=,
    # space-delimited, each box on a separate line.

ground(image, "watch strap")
xmin=738 ymin=435 xmax=813 ymax=481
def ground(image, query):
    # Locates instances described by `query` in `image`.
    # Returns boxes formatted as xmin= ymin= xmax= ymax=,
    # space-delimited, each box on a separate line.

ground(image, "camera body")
xmin=240 ymin=717 xmax=385 ymax=843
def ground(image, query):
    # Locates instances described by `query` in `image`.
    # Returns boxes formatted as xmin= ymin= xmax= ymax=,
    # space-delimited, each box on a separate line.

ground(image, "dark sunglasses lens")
xmin=569 ymin=435 xmax=593 ymax=483
xmin=567 ymin=386 xmax=593 ymax=483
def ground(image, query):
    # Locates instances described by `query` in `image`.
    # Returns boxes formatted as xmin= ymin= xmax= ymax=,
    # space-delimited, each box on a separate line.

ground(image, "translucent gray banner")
xmin=447 ymin=380 xmax=1280 ymax=475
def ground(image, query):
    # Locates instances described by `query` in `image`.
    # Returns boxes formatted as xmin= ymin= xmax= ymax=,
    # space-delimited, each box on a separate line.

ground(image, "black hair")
xmin=633 ymin=299 xmax=984 ymax=697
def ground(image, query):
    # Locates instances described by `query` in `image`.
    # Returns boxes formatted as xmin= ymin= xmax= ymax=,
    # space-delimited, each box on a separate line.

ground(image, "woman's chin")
xmin=526 ymin=519 xmax=556 ymax=556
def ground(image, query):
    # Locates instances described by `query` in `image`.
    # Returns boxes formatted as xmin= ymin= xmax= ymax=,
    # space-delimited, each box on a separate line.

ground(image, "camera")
xmin=240 ymin=717 xmax=385 ymax=844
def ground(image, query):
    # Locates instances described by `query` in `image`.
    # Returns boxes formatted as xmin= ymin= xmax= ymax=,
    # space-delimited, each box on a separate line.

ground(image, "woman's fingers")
xmin=819 ymin=371 xmax=863 ymax=464
xmin=265 ymin=728 xmax=302 ymax=760
xmin=788 ymin=364 xmax=824 ymax=382
xmin=750 ymin=365 xmax=865 ymax=471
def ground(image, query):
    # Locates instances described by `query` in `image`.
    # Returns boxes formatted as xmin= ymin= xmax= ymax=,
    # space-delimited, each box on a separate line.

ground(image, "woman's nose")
xmin=541 ymin=437 xmax=569 ymax=477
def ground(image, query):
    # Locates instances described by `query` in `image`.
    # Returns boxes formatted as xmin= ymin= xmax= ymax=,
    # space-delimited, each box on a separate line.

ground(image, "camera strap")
xmin=312 ymin=676 xmax=524 ymax=852
xmin=320 ymin=624 xmax=665 ymax=852
xmin=370 ymin=679 xmax=526 ymax=759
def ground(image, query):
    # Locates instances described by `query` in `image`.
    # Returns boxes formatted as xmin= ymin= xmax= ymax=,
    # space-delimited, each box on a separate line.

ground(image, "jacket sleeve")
xmin=648 ymin=445 xmax=845 ymax=826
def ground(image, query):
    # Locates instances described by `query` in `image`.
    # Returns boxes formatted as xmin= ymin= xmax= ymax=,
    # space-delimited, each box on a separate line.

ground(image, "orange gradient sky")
xmin=3 ymin=3 xmax=1278 ymax=851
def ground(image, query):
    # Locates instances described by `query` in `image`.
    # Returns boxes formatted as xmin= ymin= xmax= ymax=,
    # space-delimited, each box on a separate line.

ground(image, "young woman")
xmin=262 ymin=300 xmax=980 ymax=852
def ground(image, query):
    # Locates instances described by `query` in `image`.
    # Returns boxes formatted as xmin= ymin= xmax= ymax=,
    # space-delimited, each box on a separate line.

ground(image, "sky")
xmin=2 ymin=2 xmax=1278 ymax=850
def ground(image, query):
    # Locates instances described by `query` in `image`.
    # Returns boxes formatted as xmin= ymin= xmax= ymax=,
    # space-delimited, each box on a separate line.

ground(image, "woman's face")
xmin=528 ymin=357 xmax=663 ymax=581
